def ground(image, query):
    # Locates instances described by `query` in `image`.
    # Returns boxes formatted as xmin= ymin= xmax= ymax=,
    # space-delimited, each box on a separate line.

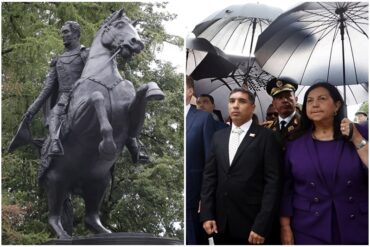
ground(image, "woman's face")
xmin=306 ymin=86 xmax=340 ymax=123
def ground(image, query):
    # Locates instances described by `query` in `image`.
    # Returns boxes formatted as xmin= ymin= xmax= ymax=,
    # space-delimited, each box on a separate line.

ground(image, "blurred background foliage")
xmin=2 ymin=2 xmax=183 ymax=244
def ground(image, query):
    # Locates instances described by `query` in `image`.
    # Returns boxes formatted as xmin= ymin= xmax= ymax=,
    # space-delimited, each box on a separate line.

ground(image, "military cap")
xmin=266 ymin=78 xmax=298 ymax=97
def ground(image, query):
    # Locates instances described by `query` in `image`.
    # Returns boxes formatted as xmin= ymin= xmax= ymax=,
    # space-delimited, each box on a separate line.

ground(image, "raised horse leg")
xmin=90 ymin=91 xmax=117 ymax=160
xmin=82 ymin=176 xmax=112 ymax=234
xmin=129 ymin=82 xmax=164 ymax=136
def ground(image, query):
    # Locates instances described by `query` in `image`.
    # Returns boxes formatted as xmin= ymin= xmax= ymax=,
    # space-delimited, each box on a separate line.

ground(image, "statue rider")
xmin=22 ymin=21 xmax=148 ymax=162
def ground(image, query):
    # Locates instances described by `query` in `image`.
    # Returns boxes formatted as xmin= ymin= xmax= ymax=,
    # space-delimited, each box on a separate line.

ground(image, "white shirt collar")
xmin=279 ymin=111 xmax=296 ymax=125
xmin=185 ymin=104 xmax=191 ymax=117
xmin=231 ymin=119 xmax=253 ymax=133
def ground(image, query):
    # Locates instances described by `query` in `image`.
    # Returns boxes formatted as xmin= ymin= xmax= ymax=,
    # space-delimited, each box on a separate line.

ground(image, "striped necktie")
xmin=229 ymin=127 xmax=244 ymax=165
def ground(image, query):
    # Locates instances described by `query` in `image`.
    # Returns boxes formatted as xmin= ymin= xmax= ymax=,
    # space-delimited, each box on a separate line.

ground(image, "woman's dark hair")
xmin=300 ymin=82 xmax=345 ymax=140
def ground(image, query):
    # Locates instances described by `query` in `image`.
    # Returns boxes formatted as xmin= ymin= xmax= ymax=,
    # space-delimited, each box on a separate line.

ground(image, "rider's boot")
xmin=48 ymin=114 xmax=64 ymax=156
xmin=126 ymin=137 xmax=150 ymax=163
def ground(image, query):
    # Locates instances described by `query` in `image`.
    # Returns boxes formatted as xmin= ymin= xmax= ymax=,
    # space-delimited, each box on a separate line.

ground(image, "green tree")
xmin=357 ymin=101 xmax=368 ymax=114
xmin=2 ymin=2 xmax=183 ymax=244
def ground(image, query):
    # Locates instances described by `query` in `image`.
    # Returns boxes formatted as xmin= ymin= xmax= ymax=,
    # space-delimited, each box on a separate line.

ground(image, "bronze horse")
xmin=38 ymin=9 xmax=164 ymax=239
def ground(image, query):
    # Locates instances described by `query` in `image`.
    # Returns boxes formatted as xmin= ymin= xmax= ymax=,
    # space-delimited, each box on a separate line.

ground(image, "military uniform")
xmin=262 ymin=78 xmax=302 ymax=245
xmin=48 ymin=46 xmax=89 ymax=143
xmin=262 ymin=112 xmax=301 ymax=145
xmin=25 ymin=45 xmax=88 ymax=155
xmin=264 ymin=78 xmax=301 ymax=145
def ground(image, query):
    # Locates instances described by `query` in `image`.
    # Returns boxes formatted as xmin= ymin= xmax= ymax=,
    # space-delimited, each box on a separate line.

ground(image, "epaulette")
xmin=262 ymin=120 xmax=274 ymax=129
xmin=80 ymin=45 xmax=90 ymax=64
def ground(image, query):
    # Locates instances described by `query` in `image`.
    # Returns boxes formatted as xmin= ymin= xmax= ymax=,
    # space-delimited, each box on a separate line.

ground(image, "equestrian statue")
xmin=8 ymin=9 xmax=164 ymax=239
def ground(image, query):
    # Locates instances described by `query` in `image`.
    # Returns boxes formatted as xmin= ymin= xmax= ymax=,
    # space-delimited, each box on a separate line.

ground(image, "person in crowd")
xmin=196 ymin=94 xmax=224 ymax=122
xmin=252 ymin=113 xmax=260 ymax=125
xmin=263 ymin=78 xmax=301 ymax=145
xmin=262 ymin=78 xmax=302 ymax=244
xmin=265 ymin=103 xmax=279 ymax=122
xmin=186 ymin=76 xmax=216 ymax=244
xmin=355 ymin=111 xmax=368 ymax=123
xmin=280 ymin=82 xmax=368 ymax=245
xmin=200 ymin=87 xmax=282 ymax=244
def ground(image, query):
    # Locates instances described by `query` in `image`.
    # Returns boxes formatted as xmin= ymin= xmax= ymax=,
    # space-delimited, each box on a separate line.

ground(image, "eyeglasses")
xmin=267 ymin=112 xmax=278 ymax=117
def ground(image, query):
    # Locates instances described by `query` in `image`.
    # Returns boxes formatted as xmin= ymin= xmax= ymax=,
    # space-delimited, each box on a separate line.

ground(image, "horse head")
xmin=101 ymin=9 xmax=144 ymax=59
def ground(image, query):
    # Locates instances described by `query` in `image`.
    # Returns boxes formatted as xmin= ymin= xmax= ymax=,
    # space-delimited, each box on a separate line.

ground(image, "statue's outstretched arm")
xmin=25 ymin=64 xmax=57 ymax=121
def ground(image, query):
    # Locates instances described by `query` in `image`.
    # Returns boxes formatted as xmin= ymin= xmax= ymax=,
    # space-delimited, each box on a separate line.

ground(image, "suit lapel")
xmin=221 ymin=127 xmax=232 ymax=172
xmin=230 ymin=122 xmax=258 ymax=168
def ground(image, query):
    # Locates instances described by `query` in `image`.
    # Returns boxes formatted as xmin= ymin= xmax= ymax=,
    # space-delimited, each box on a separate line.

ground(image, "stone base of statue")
xmin=44 ymin=232 xmax=183 ymax=245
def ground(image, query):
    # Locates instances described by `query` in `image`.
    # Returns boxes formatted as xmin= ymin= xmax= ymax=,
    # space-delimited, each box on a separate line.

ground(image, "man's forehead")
xmin=198 ymin=96 xmax=211 ymax=102
xmin=229 ymin=92 xmax=248 ymax=99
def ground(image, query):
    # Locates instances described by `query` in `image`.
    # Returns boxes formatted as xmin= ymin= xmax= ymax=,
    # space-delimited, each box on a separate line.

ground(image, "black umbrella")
xmin=186 ymin=37 xmax=237 ymax=80
xmin=255 ymin=2 xmax=368 ymax=110
xmin=194 ymin=60 xmax=274 ymax=122
xmin=193 ymin=3 xmax=282 ymax=57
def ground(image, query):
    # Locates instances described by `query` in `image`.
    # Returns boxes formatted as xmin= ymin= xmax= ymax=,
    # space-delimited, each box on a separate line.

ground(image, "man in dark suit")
xmin=186 ymin=76 xmax=216 ymax=244
xmin=196 ymin=94 xmax=224 ymax=122
xmin=200 ymin=88 xmax=282 ymax=244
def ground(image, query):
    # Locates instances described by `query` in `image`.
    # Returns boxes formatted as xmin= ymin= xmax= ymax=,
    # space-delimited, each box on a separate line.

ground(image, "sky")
xmin=158 ymin=0 xmax=365 ymax=120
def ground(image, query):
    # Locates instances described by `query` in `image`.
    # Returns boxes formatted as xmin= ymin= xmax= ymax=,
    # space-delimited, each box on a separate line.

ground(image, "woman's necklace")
xmin=312 ymin=129 xmax=334 ymax=141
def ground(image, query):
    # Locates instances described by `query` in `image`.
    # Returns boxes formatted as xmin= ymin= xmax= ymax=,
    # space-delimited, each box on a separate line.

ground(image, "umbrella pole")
xmin=338 ymin=8 xmax=347 ymax=117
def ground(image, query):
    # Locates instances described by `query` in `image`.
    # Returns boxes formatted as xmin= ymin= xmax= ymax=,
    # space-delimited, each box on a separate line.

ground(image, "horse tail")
xmin=61 ymin=196 xmax=73 ymax=235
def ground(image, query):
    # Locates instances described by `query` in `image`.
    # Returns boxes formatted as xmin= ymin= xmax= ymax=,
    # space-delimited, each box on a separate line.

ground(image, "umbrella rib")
xmin=255 ymin=90 xmax=265 ymax=121
xmin=326 ymin=24 xmax=340 ymax=82
xmin=223 ymin=19 xmax=243 ymax=51
xmin=317 ymin=2 xmax=340 ymax=18
xmin=218 ymin=78 xmax=233 ymax=91
xmin=207 ymin=17 xmax=235 ymax=43
xmin=345 ymin=14 xmax=369 ymax=38
xmin=345 ymin=85 xmax=358 ymax=104
xmin=301 ymin=21 xmax=337 ymax=39
xmin=345 ymin=26 xmax=360 ymax=84
xmin=299 ymin=22 xmax=337 ymax=84
xmin=241 ymin=20 xmax=253 ymax=57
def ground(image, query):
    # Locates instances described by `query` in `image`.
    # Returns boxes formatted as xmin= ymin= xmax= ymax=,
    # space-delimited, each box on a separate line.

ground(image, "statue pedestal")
xmin=45 ymin=232 xmax=183 ymax=245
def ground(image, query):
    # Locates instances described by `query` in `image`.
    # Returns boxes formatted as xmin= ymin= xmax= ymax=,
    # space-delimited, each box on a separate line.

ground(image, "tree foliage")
xmin=2 ymin=2 xmax=183 ymax=244
xmin=357 ymin=101 xmax=368 ymax=114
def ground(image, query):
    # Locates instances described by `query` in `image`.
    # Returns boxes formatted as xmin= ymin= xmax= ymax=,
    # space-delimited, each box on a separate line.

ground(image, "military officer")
xmin=263 ymin=78 xmax=301 ymax=144
xmin=261 ymin=78 xmax=302 ymax=244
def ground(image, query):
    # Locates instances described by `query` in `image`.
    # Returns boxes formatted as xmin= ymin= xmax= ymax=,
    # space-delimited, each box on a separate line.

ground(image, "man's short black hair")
xmin=229 ymin=88 xmax=255 ymax=104
xmin=198 ymin=94 xmax=215 ymax=104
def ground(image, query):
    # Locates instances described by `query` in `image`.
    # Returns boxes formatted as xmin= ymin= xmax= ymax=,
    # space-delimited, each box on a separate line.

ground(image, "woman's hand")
xmin=341 ymin=118 xmax=368 ymax=166
xmin=281 ymin=225 xmax=294 ymax=245
xmin=340 ymin=118 xmax=356 ymax=139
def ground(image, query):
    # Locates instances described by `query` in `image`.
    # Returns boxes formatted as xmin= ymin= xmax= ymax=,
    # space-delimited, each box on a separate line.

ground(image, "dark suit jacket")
xmin=200 ymin=122 xmax=282 ymax=239
xmin=186 ymin=105 xmax=216 ymax=209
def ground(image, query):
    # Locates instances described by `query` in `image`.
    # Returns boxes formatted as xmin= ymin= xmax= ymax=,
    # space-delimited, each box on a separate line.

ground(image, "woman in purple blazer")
xmin=280 ymin=82 xmax=368 ymax=244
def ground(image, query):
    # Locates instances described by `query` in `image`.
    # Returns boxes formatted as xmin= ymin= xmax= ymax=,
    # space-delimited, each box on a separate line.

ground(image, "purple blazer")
xmin=281 ymin=124 xmax=368 ymax=244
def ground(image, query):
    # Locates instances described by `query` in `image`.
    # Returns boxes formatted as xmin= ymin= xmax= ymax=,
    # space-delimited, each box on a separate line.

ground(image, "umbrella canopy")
xmin=296 ymin=83 xmax=368 ymax=106
xmin=193 ymin=3 xmax=282 ymax=57
xmin=255 ymin=2 xmax=368 ymax=88
xmin=194 ymin=62 xmax=274 ymax=122
xmin=186 ymin=37 xmax=237 ymax=80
